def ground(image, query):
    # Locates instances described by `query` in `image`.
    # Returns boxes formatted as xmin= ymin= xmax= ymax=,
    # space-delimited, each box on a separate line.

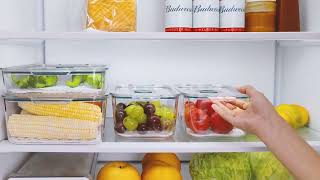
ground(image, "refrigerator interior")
xmin=0 ymin=0 xmax=320 ymax=179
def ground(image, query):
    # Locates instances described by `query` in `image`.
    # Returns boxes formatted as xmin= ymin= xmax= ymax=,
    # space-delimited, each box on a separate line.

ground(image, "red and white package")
xmin=165 ymin=0 xmax=193 ymax=32
xmin=219 ymin=0 xmax=245 ymax=32
xmin=193 ymin=0 xmax=220 ymax=32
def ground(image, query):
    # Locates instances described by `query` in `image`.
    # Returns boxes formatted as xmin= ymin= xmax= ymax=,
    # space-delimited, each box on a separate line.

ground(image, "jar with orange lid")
xmin=245 ymin=0 xmax=277 ymax=32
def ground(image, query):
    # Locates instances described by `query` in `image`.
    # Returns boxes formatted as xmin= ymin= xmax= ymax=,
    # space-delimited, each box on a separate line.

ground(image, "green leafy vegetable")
xmin=250 ymin=152 xmax=293 ymax=180
xmin=12 ymin=75 xmax=58 ymax=89
xmin=66 ymin=75 xmax=85 ymax=88
xmin=45 ymin=76 xmax=58 ymax=87
xmin=190 ymin=153 xmax=252 ymax=180
xmin=66 ymin=74 xmax=103 ymax=89
xmin=86 ymin=74 xmax=103 ymax=89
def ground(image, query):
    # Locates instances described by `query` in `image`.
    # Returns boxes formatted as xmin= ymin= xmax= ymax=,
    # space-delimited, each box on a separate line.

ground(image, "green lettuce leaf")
xmin=190 ymin=153 xmax=252 ymax=180
xmin=250 ymin=152 xmax=293 ymax=180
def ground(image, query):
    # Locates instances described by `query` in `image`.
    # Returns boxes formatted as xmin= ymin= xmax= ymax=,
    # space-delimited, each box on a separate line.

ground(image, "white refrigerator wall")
xmin=279 ymin=0 xmax=320 ymax=131
xmin=279 ymin=47 xmax=320 ymax=131
xmin=0 ymin=1 xmax=42 ymax=179
xmin=299 ymin=0 xmax=320 ymax=32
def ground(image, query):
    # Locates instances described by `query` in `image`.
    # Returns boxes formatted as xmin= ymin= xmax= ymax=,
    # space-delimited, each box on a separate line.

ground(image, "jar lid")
xmin=246 ymin=0 xmax=276 ymax=2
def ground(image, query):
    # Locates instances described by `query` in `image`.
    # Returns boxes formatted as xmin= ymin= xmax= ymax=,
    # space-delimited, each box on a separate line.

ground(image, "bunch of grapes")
xmin=114 ymin=101 xmax=176 ymax=134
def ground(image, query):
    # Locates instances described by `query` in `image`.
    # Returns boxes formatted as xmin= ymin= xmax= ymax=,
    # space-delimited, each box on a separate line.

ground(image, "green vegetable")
xmin=66 ymin=75 xmax=85 ymax=88
xmin=12 ymin=75 xmax=30 ymax=88
xmin=66 ymin=74 xmax=104 ymax=89
xmin=86 ymin=74 xmax=103 ymax=89
xmin=250 ymin=152 xmax=293 ymax=180
xmin=45 ymin=76 xmax=58 ymax=87
xmin=12 ymin=75 xmax=58 ymax=89
xmin=190 ymin=153 xmax=252 ymax=180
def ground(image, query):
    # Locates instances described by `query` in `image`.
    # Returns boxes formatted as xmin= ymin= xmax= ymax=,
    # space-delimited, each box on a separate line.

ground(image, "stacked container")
xmin=177 ymin=84 xmax=248 ymax=137
xmin=111 ymin=85 xmax=179 ymax=138
xmin=2 ymin=64 xmax=108 ymax=144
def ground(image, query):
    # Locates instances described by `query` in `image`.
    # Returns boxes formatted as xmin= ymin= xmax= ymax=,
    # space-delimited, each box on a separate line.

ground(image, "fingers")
xmin=227 ymin=99 xmax=249 ymax=110
xmin=238 ymin=85 xmax=258 ymax=97
xmin=211 ymin=101 xmax=236 ymax=124
xmin=223 ymin=102 xmax=237 ymax=110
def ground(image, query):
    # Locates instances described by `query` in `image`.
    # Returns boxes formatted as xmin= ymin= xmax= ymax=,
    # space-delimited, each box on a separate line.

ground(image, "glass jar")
xmin=245 ymin=0 xmax=277 ymax=32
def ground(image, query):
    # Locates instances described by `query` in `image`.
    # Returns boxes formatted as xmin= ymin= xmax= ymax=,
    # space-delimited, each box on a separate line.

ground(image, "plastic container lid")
xmin=111 ymin=85 xmax=178 ymax=99
xmin=177 ymin=84 xmax=248 ymax=99
xmin=2 ymin=64 xmax=108 ymax=75
xmin=3 ymin=94 xmax=106 ymax=102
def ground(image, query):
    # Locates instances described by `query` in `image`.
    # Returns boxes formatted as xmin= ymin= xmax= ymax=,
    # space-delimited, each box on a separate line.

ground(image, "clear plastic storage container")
xmin=111 ymin=85 xmax=179 ymax=138
xmin=4 ymin=95 xmax=106 ymax=144
xmin=2 ymin=64 xmax=108 ymax=97
xmin=8 ymin=153 xmax=96 ymax=180
xmin=177 ymin=84 xmax=248 ymax=137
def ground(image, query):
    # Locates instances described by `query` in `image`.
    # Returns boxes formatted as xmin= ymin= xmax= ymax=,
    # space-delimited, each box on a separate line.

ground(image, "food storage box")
xmin=177 ymin=84 xmax=248 ymax=137
xmin=2 ymin=64 xmax=108 ymax=97
xmin=8 ymin=153 xmax=96 ymax=180
xmin=111 ymin=85 xmax=179 ymax=138
xmin=3 ymin=95 xmax=106 ymax=144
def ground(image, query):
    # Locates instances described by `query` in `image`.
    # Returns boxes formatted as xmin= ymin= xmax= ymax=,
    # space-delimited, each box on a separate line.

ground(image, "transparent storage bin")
xmin=177 ymin=84 xmax=248 ymax=137
xmin=2 ymin=64 xmax=108 ymax=97
xmin=8 ymin=153 xmax=97 ymax=180
xmin=111 ymin=85 xmax=179 ymax=138
xmin=4 ymin=95 xmax=106 ymax=144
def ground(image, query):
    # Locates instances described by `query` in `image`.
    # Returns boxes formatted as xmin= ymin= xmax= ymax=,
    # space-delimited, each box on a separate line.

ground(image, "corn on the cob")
xmin=20 ymin=110 xmax=31 ymax=115
xmin=18 ymin=102 xmax=103 ymax=123
xmin=8 ymin=114 xmax=99 ymax=140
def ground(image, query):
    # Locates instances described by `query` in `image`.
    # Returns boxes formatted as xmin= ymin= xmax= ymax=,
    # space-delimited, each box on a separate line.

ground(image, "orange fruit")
xmin=142 ymin=153 xmax=181 ymax=171
xmin=141 ymin=162 xmax=182 ymax=180
xmin=97 ymin=162 xmax=140 ymax=180
xmin=143 ymin=160 xmax=171 ymax=172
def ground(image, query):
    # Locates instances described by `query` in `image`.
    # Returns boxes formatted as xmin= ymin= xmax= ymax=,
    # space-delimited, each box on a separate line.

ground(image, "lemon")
xmin=275 ymin=104 xmax=310 ymax=129
xmin=276 ymin=109 xmax=295 ymax=127
xmin=276 ymin=104 xmax=301 ymax=128
xmin=291 ymin=104 xmax=309 ymax=127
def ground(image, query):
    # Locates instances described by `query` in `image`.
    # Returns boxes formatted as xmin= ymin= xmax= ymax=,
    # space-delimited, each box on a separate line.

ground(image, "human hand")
xmin=211 ymin=85 xmax=283 ymax=136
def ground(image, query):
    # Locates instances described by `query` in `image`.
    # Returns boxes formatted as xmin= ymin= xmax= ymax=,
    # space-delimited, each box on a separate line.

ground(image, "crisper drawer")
xmin=2 ymin=64 xmax=108 ymax=97
xmin=8 ymin=153 xmax=96 ymax=180
xmin=3 ymin=95 xmax=107 ymax=144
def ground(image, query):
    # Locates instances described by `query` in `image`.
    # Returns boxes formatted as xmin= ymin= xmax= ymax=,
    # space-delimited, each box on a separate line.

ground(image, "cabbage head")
xmin=250 ymin=152 xmax=293 ymax=180
xmin=190 ymin=153 xmax=252 ymax=180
